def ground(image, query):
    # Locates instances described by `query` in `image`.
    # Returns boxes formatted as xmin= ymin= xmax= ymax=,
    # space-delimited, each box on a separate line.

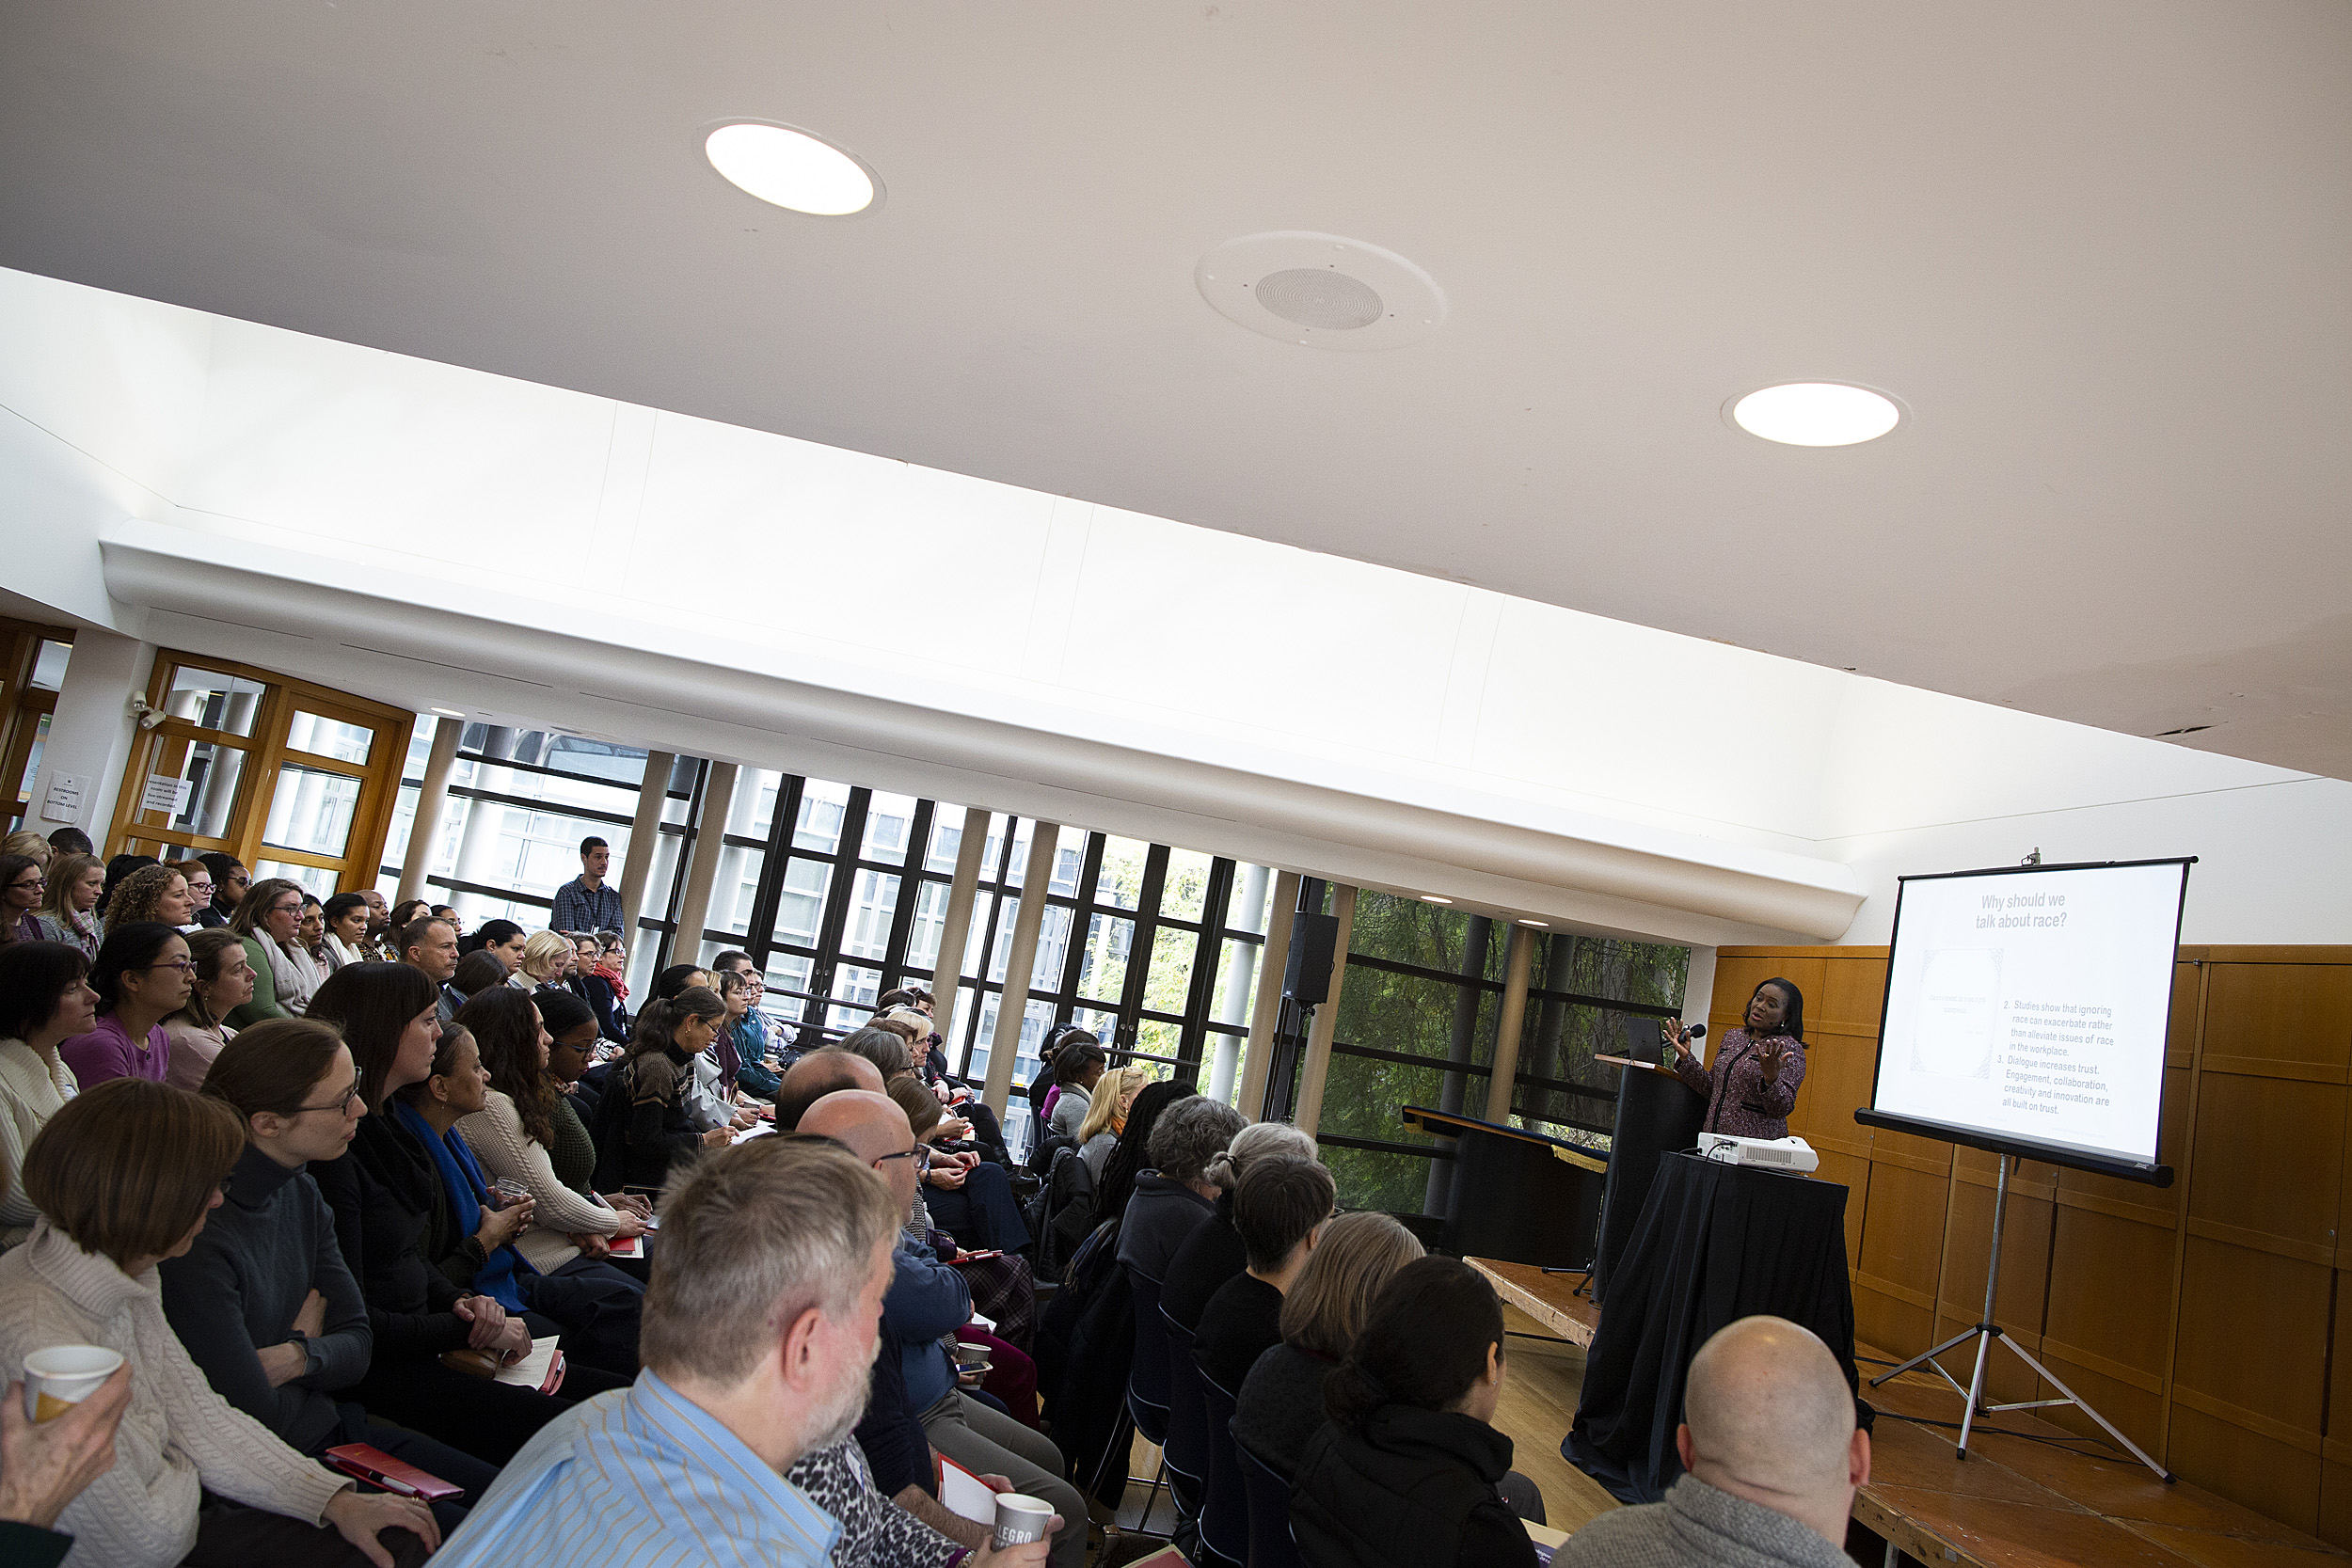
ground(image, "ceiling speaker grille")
xmin=1252 ymin=268 xmax=1384 ymax=330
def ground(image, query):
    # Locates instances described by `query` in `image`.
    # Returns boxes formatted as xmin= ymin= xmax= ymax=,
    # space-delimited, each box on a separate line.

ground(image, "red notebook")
xmin=323 ymin=1443 xmax=467 ymax=1502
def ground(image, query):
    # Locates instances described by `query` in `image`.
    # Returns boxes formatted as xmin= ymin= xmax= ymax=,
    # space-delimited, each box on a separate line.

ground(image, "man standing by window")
xmin=550 ymin=836 xmax=624 ymax=936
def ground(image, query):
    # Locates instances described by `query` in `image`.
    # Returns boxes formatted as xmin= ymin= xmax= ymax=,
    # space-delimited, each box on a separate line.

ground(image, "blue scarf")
xmin=390 ymin=1100 xmax=532 ymax=1312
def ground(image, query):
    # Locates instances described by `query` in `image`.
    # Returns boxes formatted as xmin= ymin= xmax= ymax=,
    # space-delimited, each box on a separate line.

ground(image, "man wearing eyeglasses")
xmin=800 ymin=1090 xmax=1083 ymax=1568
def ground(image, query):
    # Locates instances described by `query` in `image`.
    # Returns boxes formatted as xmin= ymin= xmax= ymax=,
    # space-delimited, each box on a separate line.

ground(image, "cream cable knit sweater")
xmin=456 ymin=1087 xmax=624 ymax=1275
xmin=0 ymin=1040 xmax=75 ymax=1246
xmin=0 ymin=1222 xmax=350 ymax=1567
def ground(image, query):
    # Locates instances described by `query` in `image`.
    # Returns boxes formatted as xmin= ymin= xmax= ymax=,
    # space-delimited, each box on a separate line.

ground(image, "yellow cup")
xmin=23 ymin=1345 xmax=123 ymax=1423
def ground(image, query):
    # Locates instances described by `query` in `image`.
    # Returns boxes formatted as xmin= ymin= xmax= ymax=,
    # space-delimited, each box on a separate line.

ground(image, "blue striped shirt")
xmin=432 ymin=1370 xmax=842 ymax=1568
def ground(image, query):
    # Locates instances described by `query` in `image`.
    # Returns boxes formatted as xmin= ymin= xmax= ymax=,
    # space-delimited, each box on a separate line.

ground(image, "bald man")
xmin=1558 ymin=1317 xmax=1867 ymax=1568
xmin=776 ymin=1048 xmax=886 ymax=1129
xmin=800 ymin=1090 xmax=1087 ymax=1568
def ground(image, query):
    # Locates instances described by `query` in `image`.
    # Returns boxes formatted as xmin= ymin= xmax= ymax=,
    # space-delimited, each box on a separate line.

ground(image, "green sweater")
xmin=223 ymin=935 xmax=293 ymax=1030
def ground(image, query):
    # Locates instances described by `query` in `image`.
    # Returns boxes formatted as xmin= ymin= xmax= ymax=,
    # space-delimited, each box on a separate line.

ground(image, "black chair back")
xmin=1163 ymin=1312 xmax=1210 ymax=1486
xmin=1236 ymin=1438 xmax=1304 ymax=1568
xmin=1125 ymin=1269 xmax=1172 ymax=1444
xmin=1199 ymin=1370 xmax=1250 ymax=1566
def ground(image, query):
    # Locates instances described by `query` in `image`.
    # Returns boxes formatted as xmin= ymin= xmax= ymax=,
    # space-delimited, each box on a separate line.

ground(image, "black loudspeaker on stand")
xmin=1283 ymin=911 xmax=1339 ymax=1006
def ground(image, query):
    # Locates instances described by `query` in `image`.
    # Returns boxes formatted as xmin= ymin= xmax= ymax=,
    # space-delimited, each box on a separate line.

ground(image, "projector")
xmin=1696 ymin=1132 xmax=1820 ymax=1174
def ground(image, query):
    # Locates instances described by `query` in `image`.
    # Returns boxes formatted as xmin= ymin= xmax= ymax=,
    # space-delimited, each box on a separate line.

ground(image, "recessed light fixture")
xmin=703 ymin=122 xmax=880 ymax=216
xmin=429 ymin=706 xmax=464 ymax=717
xmin=1518 ymin=918 xmax=1549 ymax=928
xmin=1420 ymin=895 xmax=1454 ymax=906
xmin=1728 ymin=383 xmax=1903 ymax=447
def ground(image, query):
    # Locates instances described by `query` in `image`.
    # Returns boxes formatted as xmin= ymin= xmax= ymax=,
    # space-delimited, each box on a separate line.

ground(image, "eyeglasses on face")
xmin=135 ymin=958 xmax=197 ymax=974
xmin=875 ymin=1147 xmax=919 ymax=1165
xmin=293 ymin=1080 xmax=363 ymax=1116
xmin=9 ymin=878 xmax=43 ymax=893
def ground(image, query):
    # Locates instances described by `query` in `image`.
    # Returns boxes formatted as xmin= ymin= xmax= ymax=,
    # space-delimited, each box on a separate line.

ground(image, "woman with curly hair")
xmin=103 ymin=863 xmax=199 ymax=932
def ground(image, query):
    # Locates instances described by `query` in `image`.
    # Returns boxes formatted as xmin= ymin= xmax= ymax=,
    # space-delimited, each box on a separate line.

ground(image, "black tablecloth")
xmin=1564 ymin=1150 xmax=1858 ymax=1503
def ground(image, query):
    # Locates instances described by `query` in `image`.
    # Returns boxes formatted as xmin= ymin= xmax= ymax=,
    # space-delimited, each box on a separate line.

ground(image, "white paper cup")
xmin=992 ymin=1492 xmax=1055 ymax=1549
xmin=23 ymin=1345 xmax=122 ymax=1423
xmin=956 ymin=1340 xmax=991 ymax=1366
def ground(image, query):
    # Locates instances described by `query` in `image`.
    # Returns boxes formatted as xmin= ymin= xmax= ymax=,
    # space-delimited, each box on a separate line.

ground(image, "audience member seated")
xmin=1193 ymin=1156 xmax=1336 ymax=1396
xmin=0 ymin=836 xmax=47 ymax=872
xmin=908 ymin=1093 xmax=1033 ymax=1260
xmin=1291 ymin=1258 xmax=1538 ymax=1568
xmin=1161 ymin=1119 xmax=1318 ymax=1336
xmin=0 ymin=1077 xmax=440 ymax=1568
xmin=606 ymin=989 xmax=733 ymax=1191
xmin=162 ymin=928 xmax=254 ymax=1092
xmin=161 ymin=1020 xmax=500 ymax=1528
xmin=198 ymin=855 xmax=248 ymax=927
xmin=0 ymin=1332 xmax=132 ymax=1564
xmin=395 ymin=917 xmax=465 ymax=1021
xmin=0 ymin=943 xmax=90 ymax=1249
xmin=776 ymin=1049 xmax=885 ymax=1130
xmin=167 ymin=861 xmax=217 ymax=929
xmin=459 ymin=920 xmax=528 ymax=974
xmin=714 ymin=968 xmax=783 ymax=1100
xmin=30 ymin=854 xmax=103 ymax=961
xmin=93 ymin=854 xmax=157 ymax=924
xmin=1091 ymin=1079 xmax=1189 ymax=1241
xmin=320 ymin=894 xmax=373 ymax=972
xmin=1074 ymin=1065 xmax=1145 ymax=1180
xmin=61 ymin=922 xmax=186 ymax=1087
xmin=1115 ymin=1093 xmax=1247 ymax=1285
xmin=42 ymin=827 xmax=93 ymax=857
xmin=538 ymin=989 xmax=611 ymax=1123
xmin=446 ymin=949 xmax=511 ymax=1008
xmin=297 ymin=896 xmax=329 ymax=970
xmin=388 ymin=899 xmax=430 ymax=938
xmin=395 ymin=1019 xmax=646 ymax=1378
xmin=306 ymin=962 xmax=609 ymax=1465
xmin=453 ymin=988 xmax=649 ymax=1273
xmin=516 ymin=930 xmax=573 ymax=995
xmin=1554 ymin=1316 xmax=1868 ymax=1568
xmin=0 ymin=858 xmax=44 ymax=946
xmin=1045 ymin=1038 xmax=1104 ymax=1145
xmin=785 ymin=1433 xmax=996 ymax=1568
xmin=98 ymin=863 xmax=198 ymax=936
xmin=429 ymin=1134 xmax=1051 ymax=1568
xmin=890 ymin=1075 xmax=1038 ymax=1354
xmin=565 ymin=933 xmax=625 ymax=1042
xmin=226 ymin=879 xmax=323 ymax=1024
xmin=801 ymin=1089 xmax=1086 ymax=1568
xmin=1232 ymin=1211 xmax=1422 ymax=1477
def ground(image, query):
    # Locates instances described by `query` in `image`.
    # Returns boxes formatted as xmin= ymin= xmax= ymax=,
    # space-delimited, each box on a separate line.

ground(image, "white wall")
xmin=3 ymin=265 xmax=2345 ymax=951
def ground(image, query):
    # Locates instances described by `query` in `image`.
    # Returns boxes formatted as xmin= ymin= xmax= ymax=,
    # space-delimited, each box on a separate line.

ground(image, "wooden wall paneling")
xmin=1853 ymin=1160 xmax=1952 ymax=1358
xmin=2325 ymin=1271 xmax=2352 ymax=1548
xmin=2166 ymin=960 xmax=2348 ymax=1534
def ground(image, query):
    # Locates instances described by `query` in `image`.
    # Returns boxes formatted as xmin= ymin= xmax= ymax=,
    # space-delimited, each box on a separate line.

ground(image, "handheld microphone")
xmin=1687 ymin=1023 xmax=1707 ymax=1041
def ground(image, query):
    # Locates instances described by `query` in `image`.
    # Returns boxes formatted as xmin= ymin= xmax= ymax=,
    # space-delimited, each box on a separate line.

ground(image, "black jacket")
xmin=1292 ymin=1404 xmax=1539 ymax=1568
xmin=309 ymin=1114 xmax=475 ymax=1361
xmin=1159 ymin=1195 xmax=1246 ymax=1335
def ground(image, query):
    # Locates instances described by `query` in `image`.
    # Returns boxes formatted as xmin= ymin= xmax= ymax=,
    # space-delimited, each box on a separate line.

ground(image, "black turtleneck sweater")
xmin=1291 ymin=1404 xmax=1537 ymax=1568
xmin=158 ymin=1142 xmax=373 ymax=1453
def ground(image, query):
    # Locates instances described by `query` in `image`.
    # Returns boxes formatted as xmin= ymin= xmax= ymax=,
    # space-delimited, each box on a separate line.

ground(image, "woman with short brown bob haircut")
xmin=0 ymin=1077 xmax=437 ymax=1567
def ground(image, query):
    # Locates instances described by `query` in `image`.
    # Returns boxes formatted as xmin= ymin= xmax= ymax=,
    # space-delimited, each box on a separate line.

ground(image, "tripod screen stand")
xmin=1869 ymin=1152 xmax=2172 ymax=1481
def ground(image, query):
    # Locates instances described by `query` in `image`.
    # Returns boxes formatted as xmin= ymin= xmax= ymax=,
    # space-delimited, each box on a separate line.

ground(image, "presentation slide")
xmin=1872 ymin=861 xmax=2188 ymax=1170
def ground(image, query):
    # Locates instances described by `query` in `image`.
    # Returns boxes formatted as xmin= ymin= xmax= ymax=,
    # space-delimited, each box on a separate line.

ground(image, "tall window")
xmin=0 ymin=626 xmax=71 ymax=834
xmin=1311 ymin=890 xmax=1688 ymax=1213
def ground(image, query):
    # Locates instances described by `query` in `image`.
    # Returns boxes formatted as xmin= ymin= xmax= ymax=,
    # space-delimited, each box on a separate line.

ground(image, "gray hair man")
xmin=1557 ymin=1316 xmax=1869 ymax=1568
xmin=429 ymin=1135 xmax=903 ymax=1568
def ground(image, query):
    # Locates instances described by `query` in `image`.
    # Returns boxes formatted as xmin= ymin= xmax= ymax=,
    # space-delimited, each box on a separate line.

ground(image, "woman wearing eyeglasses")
xmin=60 ymin=921 xmax=191 ymax=1088
xmin=0 ymin=855 xmax=46 ymax=946
xmin=162 ymin=929 xmax=258 ymax=1093
xmin=226 ymin=878 xmax=325 ymax=1026
xmin=160 ymin=1019 xmax=501 ymax=1531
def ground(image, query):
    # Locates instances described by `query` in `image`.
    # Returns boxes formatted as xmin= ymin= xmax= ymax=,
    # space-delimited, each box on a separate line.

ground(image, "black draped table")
xmin=1564 ymin=1149 xmax=1859 ymax=1503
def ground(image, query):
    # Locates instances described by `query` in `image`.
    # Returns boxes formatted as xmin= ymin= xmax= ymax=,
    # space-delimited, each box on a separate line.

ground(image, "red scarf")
xmin=596 ymin=960 xmax=630 ymax=1002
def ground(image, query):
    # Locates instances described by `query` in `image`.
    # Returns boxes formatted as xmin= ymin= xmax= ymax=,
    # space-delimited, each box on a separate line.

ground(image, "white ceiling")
xmin=4 ymin=1 xmax=2347 ymax=778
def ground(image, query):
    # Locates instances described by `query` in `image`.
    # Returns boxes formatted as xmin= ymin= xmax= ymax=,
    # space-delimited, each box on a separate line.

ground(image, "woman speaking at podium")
xmin=1665 ymin=977 xmax=1806 ymax=1139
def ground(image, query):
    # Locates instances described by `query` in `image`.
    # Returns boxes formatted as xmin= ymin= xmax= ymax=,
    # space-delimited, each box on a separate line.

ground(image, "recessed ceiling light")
xmin=703 ymin=122 xmax=880 ymax=216
xmin=429 ymin=706 xmax=464 ymax=717
xmin=1518 ymin=918 xmax=1549 ymax=928
xmin=1420 ymin=895 xmax=1454 ymax=905
xmin=1729 ymin=383 xmax=1903 ymax=447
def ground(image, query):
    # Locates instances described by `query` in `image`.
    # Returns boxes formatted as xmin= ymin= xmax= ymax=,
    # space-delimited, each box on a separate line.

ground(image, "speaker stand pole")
xmin=1869 ymin=1154 xmax=2172 ymax=1481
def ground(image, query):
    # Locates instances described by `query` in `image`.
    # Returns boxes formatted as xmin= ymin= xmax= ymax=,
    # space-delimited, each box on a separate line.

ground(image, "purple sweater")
xmin=60 ymin=1014 xmax=171 ymax=1088
xmin=1674 ymin=1028 xmax=1804 ymax=1140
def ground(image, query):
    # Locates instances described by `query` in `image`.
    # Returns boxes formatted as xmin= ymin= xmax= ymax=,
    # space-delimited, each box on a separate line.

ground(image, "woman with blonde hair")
xmin=105 ymin=863 xmax=199 ymax=935
xmin=514 ymin=928 xmax=573 ymax=991
xmin=0 ymin=1077 xmax=440 ymax=1567
xmin=0 ymin=831 xmax=51 ymax=869
xmin=161 ymin=928 xmax=257 ymax=1092
xmin=225 ymin=878 xmax=322 ymax=1025
xmin=1232 ymin=1209 xmax=1423 ymax=1478
xmin=1075 ymin=1064 xmax=1148 ymax=1178
xmin=33 ymin=850 xmax=105 ymax=959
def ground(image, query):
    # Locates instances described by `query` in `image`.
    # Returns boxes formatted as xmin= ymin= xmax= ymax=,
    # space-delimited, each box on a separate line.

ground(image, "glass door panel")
xmin=164 ymin=668 xmax=267 ymax=735
xmin=262 ymin=763 xmax=360 ymax=858
xmin=284 ymin=710 xmax=374 ymax=765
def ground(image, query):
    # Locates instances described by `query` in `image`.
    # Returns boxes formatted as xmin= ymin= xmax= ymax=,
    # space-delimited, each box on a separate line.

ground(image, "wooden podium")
xmin=1398 ymin=1105 xmax=1606 ymax=1269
